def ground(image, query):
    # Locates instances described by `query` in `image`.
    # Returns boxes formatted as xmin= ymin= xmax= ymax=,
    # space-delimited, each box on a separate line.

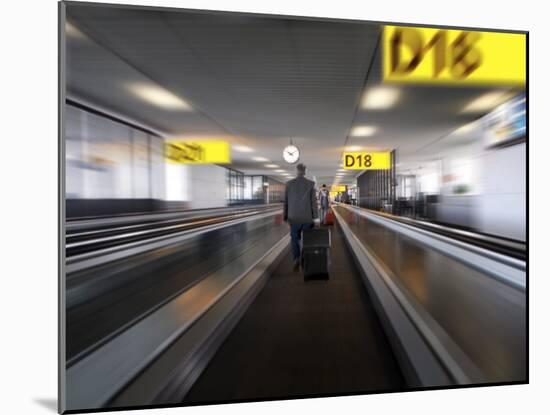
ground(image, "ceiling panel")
xmin=66 ymin=4 xmax=520 ymax=184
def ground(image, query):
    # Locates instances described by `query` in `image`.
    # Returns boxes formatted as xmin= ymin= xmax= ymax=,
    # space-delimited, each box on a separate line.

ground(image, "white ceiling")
xmin=65 ymin=4 xmax=520 ymax=186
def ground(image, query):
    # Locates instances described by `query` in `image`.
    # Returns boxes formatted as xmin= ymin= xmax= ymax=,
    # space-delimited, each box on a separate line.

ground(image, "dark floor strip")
xmin=183 ymin=222 xmax=405 ymax=404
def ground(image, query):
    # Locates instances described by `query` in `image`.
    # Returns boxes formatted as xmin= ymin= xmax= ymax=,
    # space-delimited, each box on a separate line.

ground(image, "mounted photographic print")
xmin=59 ymin=1 xmax=527 ymax=413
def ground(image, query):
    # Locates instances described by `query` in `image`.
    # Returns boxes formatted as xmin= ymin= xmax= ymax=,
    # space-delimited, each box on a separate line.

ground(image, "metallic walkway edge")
xmin=66 ymin=206 xmax=282 ymax=254
xmin=340 ymin=204 xmax=525 ymax=290
xmin=67 ymin=204 xmax=282 ymax=232
xmin=333 ymin=208 xmax=484 ymax=387
xmin=65 ymin=233 xmax=290 ymax=411
xmin=66 ymin=209 xmax=282 ymax=274
xmin=361 ymin=209 xmax=525 ymax=258
xmin=112 ymin=235 xmax=291 ymax=407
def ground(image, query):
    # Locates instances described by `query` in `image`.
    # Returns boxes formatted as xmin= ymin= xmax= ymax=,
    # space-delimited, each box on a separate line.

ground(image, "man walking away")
xmin=318 ymin=184 xmax=330 ymax=225
xmin=283 ymin=163 xmax=320 ymax=271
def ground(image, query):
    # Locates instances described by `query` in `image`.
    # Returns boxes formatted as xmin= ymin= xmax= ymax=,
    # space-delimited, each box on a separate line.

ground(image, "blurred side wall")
xmin=478 ymin=143 xmax=526 ymax=241
xmin=65 ymin=103 xmax=171 ymax=218
xmin=65 ymin=102 xmax=240 ymax=216
xmin=66 ymin=104 xmax=165 ymax=199
xmin=165 ymin=164 xmax=228 ymax=209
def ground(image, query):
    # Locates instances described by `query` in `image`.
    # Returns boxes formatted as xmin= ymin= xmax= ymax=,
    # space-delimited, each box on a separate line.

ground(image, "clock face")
xmin=283 ymin=145 xmax=300 ymax=164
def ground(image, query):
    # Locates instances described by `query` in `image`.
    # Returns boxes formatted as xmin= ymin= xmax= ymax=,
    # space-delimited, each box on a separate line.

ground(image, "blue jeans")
xmin=290 ymin=223 xmax=314 ymax=260
xmin=320 ymin=207 xmax=329 ymax=224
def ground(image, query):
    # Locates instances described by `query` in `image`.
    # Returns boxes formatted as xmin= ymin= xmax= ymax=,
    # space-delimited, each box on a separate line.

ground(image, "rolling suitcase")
xmin=325 ymin=209 xmax=334 ymax=226
xmin=301 ymin=227 xmax=331 ymax=280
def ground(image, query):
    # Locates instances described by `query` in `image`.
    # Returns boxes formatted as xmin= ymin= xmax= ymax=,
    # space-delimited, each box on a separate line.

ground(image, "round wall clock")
xmin=283 ymin=145 xmax=300 ymax=164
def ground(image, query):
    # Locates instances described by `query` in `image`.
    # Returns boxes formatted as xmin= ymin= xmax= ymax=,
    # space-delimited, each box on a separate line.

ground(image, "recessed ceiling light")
xmin=233 ymin=145 xmax=254 ymax=153
xmin=462 ymin=91 xmax=514 ymax=113
xmin=274 ymin=169 xmax=285 ymax=173
xmin=252 ymin=156 xmax=269 ymax=162
xmin=337 ymin=169 xmax=347 ymax=172
xmin=265 ymin=164 xmax=279 ymax=168
xmin=350 ymin=125 xmax=378 ymax=137
xmin=346 ymin=146 xmax=362 ymax=152
xmin=126 ymin=82 xmax=192 ymax=110
xmin=361 ymin=86 xmax=401 ymax=110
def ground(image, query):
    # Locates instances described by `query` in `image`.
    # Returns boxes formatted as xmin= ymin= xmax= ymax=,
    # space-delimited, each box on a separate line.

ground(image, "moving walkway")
xmin=62 ymin=203 xmax=526 ymax=412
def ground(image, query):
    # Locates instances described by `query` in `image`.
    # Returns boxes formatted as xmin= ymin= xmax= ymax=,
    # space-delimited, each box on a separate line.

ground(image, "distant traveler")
xmin=340 ymin=190 xmax=349 ymax=204
xmin=318 ymin=184 xmax=330 ymax=225
xmin=283 ymin=163 xmax=320 ymax=270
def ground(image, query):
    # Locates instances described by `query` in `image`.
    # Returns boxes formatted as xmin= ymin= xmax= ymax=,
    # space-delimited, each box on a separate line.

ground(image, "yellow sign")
xmin=343 ymin=152 xmax=391 ymax=170
xmin=331 ymin=185 xmax=346 ymax=192
xmin=383 ymin=25 xmax=526 ymax=85
xmin=165 ymin=140 xmax=231 ymax=164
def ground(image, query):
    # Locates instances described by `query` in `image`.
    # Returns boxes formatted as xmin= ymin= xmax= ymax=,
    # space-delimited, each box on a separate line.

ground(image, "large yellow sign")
xmin=165 ymin=140 xmax=231 ymax=164
xmin=331 ymin=185 xmax=346 ymax=192
xmin=343 ymin=152 xmax=391 ymax=170
xmin=383 ymin=25 xmax=526 ymax=85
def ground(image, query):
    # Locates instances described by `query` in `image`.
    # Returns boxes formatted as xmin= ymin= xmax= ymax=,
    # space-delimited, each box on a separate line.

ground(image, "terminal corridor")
xmin=59 ymin=2 xmax=527 ymax=412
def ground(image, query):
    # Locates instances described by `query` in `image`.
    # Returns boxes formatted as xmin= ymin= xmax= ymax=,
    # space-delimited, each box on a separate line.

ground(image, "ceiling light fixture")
xmin=361 ymin=86 xmax=401 ymax=110
xmin=350 ymin=125 xmax=378 ymax=137
xmin=462 ymin=91 xmax=514 ymax=113
xmin=126 ymin=82 xmax=192 ymax=111
xmin=233 ymin=145 xmax=254 ymax=153
xmin=265 ymin=164 xmax=279 ymax=168
xmin=346 ymin=146 xmax=362 ymax=152
xmin=252 ymin=156 xmax=269 ymax=162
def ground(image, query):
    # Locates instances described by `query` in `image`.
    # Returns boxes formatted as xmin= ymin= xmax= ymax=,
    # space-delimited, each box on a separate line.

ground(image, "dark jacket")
xmin=283 ymin=175 xmax=319 ymax=225
xmin=319 ymin=189 xmax=330 ymax=209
